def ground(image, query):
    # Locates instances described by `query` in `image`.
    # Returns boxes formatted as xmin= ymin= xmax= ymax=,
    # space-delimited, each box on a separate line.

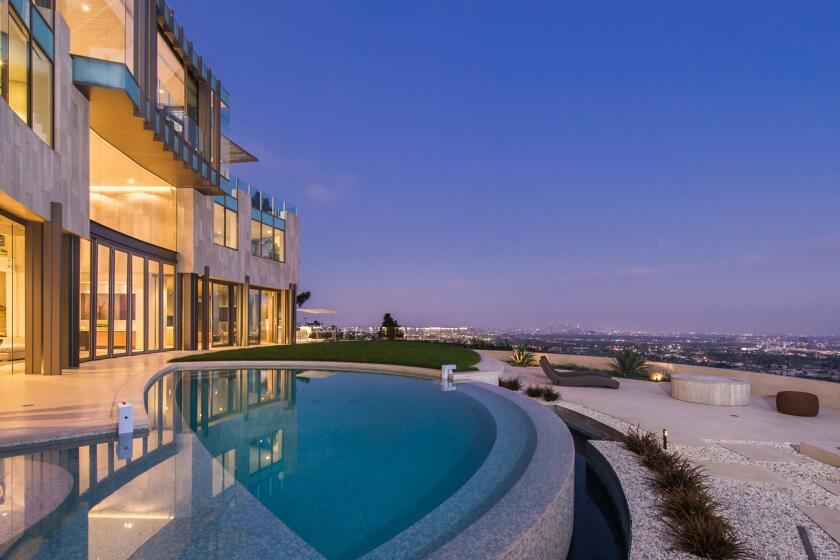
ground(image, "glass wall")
xmin=148 ymin=260 xmax=160 ymax=350
xmin=89 ymin=131 xmax=177 ymax=251
xmin=131 ymin=255 xmax=144 ymax=352
xmin=157 ymin=31 xmax=184 ymax=128
xmin=211 ymin=282 xmax=232 ymax=347
xmin=60 ymin=0 xmax=134 ymax=74
xmin=95 ymin=244 xmax=110 ymax=357
xmin=113 ymin=250 xmax=127 ymax=354
xmin=246 ymin=288 xmax=282 ymax=345
xmin=261 ymin=290 xmax=279 ymax=344
xmin=163 ymin=263 xmax=175 ymax=349
xmin=0 ymin=215 xmax=26 ymax=375
xmin=80 ymin=238 xmax=175 ymax=360
xmin=79 ymin=238 xmax=91 ymax=360
xmin=248 ymin=288 xmax=260 ymax=345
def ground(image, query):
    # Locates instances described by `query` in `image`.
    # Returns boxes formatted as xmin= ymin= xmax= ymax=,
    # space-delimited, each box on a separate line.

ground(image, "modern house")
xmin=0 ymin=0 xmax=300 ymax=375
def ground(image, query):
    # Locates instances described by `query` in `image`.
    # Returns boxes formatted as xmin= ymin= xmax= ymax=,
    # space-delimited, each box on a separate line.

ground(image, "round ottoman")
xmin=776 ymin=391 xmax=819 ymax=417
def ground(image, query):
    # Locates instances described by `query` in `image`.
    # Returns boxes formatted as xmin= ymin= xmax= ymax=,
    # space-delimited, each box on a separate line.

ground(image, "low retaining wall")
xmin=485 ymin=350 xmax=840 ymax=410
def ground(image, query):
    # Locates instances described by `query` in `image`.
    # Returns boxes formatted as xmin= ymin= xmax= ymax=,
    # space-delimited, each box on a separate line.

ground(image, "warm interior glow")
xmin=89 ymin=130 xmax=177 ymax=250
xmin=60 ymin=0 xmax=135 ymax=73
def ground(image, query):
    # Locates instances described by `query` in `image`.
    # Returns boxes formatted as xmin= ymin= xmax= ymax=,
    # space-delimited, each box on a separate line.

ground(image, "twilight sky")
xmin=170 ymin=1 xmax=840 ymax=334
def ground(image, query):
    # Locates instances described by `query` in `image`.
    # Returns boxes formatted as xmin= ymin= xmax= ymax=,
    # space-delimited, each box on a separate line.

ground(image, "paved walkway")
xmin=501 ymin=363 xmax=840 ymax=445
xmin=0 ymin=352 xmax=193 ymax=448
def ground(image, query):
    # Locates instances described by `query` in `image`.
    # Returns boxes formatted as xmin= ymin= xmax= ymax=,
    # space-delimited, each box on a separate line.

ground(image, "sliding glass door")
xmin=0 ymin=215 xmax=26 ymax=375
xmin=80 ymin=239 xmax=176 ymax=360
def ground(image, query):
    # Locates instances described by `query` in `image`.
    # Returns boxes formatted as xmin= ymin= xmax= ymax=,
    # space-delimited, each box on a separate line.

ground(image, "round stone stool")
xmin=670 ymin=374 xmax=751 ymax=406
xmin=776 ymin=391 xmax=819 ymax=417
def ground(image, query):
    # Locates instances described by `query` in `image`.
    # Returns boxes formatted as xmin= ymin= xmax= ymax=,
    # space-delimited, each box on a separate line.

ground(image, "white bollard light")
xmin=117 ymin=401 xmax=134 ymax=435
xmin=441 ymin=364 xmax=456 ymax=391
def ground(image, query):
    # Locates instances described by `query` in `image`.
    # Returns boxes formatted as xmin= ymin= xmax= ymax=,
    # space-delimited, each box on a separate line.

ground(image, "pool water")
xmin=0 ymin=369 xmax=626 ymax=560
xmin=200 ymin=371 xmax=497 ymax=559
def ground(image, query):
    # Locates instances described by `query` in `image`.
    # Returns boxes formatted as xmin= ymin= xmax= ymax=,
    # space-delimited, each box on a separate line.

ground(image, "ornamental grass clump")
xmin=541 ymin=386 xmax=560 ymax=402
xmin=525 ymin=384 xmax=544 ymax=397
xmin=623 ymin=428 xmax=751 ymax=559
xmin=498 ymin=377 xmax=522 ymax=391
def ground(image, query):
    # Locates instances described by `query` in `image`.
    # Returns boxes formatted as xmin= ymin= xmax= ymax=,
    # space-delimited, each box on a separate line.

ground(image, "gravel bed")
xmin=592 ymin=441 xmax=698 ymax=560
xmin=508 ymin=388 xmax=840 ymax=560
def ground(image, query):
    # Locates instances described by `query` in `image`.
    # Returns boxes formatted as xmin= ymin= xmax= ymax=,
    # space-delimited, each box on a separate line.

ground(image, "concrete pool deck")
xmin=497 ymin=361 xmax=840 ymax=446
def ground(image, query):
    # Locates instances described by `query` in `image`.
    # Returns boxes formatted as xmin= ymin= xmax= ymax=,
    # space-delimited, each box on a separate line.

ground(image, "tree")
xmin=296 ymin=290 xmax=311 ymax=307
xmin=608 ymin=347 xmax=652 ymax=377
xmin=380 ymin=313 xmax=400 ymax=340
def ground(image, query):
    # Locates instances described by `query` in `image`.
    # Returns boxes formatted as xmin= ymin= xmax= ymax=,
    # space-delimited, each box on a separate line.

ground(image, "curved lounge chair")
xmin=539 ymin=356 xmax=620 ymax=389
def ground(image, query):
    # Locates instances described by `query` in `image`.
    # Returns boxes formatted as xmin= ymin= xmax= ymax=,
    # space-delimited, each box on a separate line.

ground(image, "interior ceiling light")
xmin=82 ymin=4 xmax=90 ymax=11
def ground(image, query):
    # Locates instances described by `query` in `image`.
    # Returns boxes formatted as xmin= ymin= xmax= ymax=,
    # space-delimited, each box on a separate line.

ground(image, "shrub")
xmin=541 ymin=386 xmax=560 ymax=401
xmin=499 ymin=377 xmax=522 ymax=391
xmin=525 ymin=384 xmax=544 ymax=397
xmin=508 ymin=347 xmax=537 ymax=367
xmin=608 ymin=347 xmax=652 ymax=377
xmin=622 ymin=427 xmax=751 ymax=559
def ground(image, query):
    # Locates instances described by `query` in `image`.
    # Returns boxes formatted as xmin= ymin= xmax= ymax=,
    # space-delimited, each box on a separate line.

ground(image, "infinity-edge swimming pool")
xmin=0 ymin=368 xmax=575 ymax=560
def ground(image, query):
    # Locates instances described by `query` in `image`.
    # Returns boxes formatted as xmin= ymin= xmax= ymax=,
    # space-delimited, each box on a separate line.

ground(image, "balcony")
xmin=72 ymin=56 xmax=222 ymax=195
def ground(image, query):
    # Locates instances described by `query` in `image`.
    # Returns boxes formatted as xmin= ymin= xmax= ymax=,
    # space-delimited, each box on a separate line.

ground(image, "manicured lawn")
xmin=171 ymin=340 xmax=481 ymax=371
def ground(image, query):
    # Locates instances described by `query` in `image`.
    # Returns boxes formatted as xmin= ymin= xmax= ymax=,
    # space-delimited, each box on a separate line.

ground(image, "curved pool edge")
xmin=146 ymin=364 xmax=576 ymax=560
xmin=427 ymin=383 xmax=575 ymax=560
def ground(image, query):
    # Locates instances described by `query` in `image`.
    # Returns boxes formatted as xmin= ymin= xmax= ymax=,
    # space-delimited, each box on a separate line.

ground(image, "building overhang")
xmin=72 ymin=56 xmax=223 ymax=196
xmin=222 ymin=135 xmax=258 ymax=164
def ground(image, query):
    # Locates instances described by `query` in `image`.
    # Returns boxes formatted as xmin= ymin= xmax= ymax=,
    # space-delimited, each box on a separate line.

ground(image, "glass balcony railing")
xmin=72 ymin=56 xmax=140 ymax=108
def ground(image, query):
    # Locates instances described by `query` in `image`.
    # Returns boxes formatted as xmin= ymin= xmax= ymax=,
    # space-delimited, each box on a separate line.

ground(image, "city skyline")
xmin=172 ymin=1 xmax=840 ymax=333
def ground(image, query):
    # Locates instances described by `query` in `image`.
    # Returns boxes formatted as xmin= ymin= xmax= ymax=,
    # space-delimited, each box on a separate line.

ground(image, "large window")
xmin=213 ymin=197 xmax=238 ymax=250
xmin=31 ymin=41 xmax=52 ymax=145
xmin=251 ymin=220 xmax=285 ymax=263
xmin=61 ymin=0 xmax=134 ymax=74
xmin=3 ymin=4 xmax=54 ymax=146
xmin=8 ymin=11 xmax=29 ymax=123
xmin=157 ymin=31 xmax=184 ymax=127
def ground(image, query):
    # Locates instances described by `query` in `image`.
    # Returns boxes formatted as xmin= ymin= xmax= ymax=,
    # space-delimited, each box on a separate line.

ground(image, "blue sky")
xmin=171 ymin=1 xmax=840 ymax=334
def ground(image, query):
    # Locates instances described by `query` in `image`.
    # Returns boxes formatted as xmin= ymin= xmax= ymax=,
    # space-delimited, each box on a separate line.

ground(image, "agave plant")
xmin=608 ymin=347 xmax=652 ymax=377
xmin=509 ymin=347 xmax=537 ymax=367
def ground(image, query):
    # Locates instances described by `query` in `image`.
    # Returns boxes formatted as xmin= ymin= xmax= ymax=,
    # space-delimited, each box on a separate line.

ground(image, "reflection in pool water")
xmin=1 ymin=369 xmax=535 ymax=560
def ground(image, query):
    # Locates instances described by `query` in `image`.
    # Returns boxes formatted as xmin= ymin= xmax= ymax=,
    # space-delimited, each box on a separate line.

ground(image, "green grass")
xmin=170 ymin=340 xmax=481 ymax=372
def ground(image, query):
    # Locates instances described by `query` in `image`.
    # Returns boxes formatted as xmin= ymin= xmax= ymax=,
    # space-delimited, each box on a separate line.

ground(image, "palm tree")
xmin=608 ymin=347 xmax=651 ymax=377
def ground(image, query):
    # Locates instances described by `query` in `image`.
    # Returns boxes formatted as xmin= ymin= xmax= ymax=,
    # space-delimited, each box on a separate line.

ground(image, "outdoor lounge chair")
xmin=539 ymin=356 xmax=620 ymax=389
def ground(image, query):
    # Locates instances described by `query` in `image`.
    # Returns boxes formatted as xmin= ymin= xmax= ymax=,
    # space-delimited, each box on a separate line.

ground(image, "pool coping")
xmin=426 ymin=382 xmax=576 ymax=559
